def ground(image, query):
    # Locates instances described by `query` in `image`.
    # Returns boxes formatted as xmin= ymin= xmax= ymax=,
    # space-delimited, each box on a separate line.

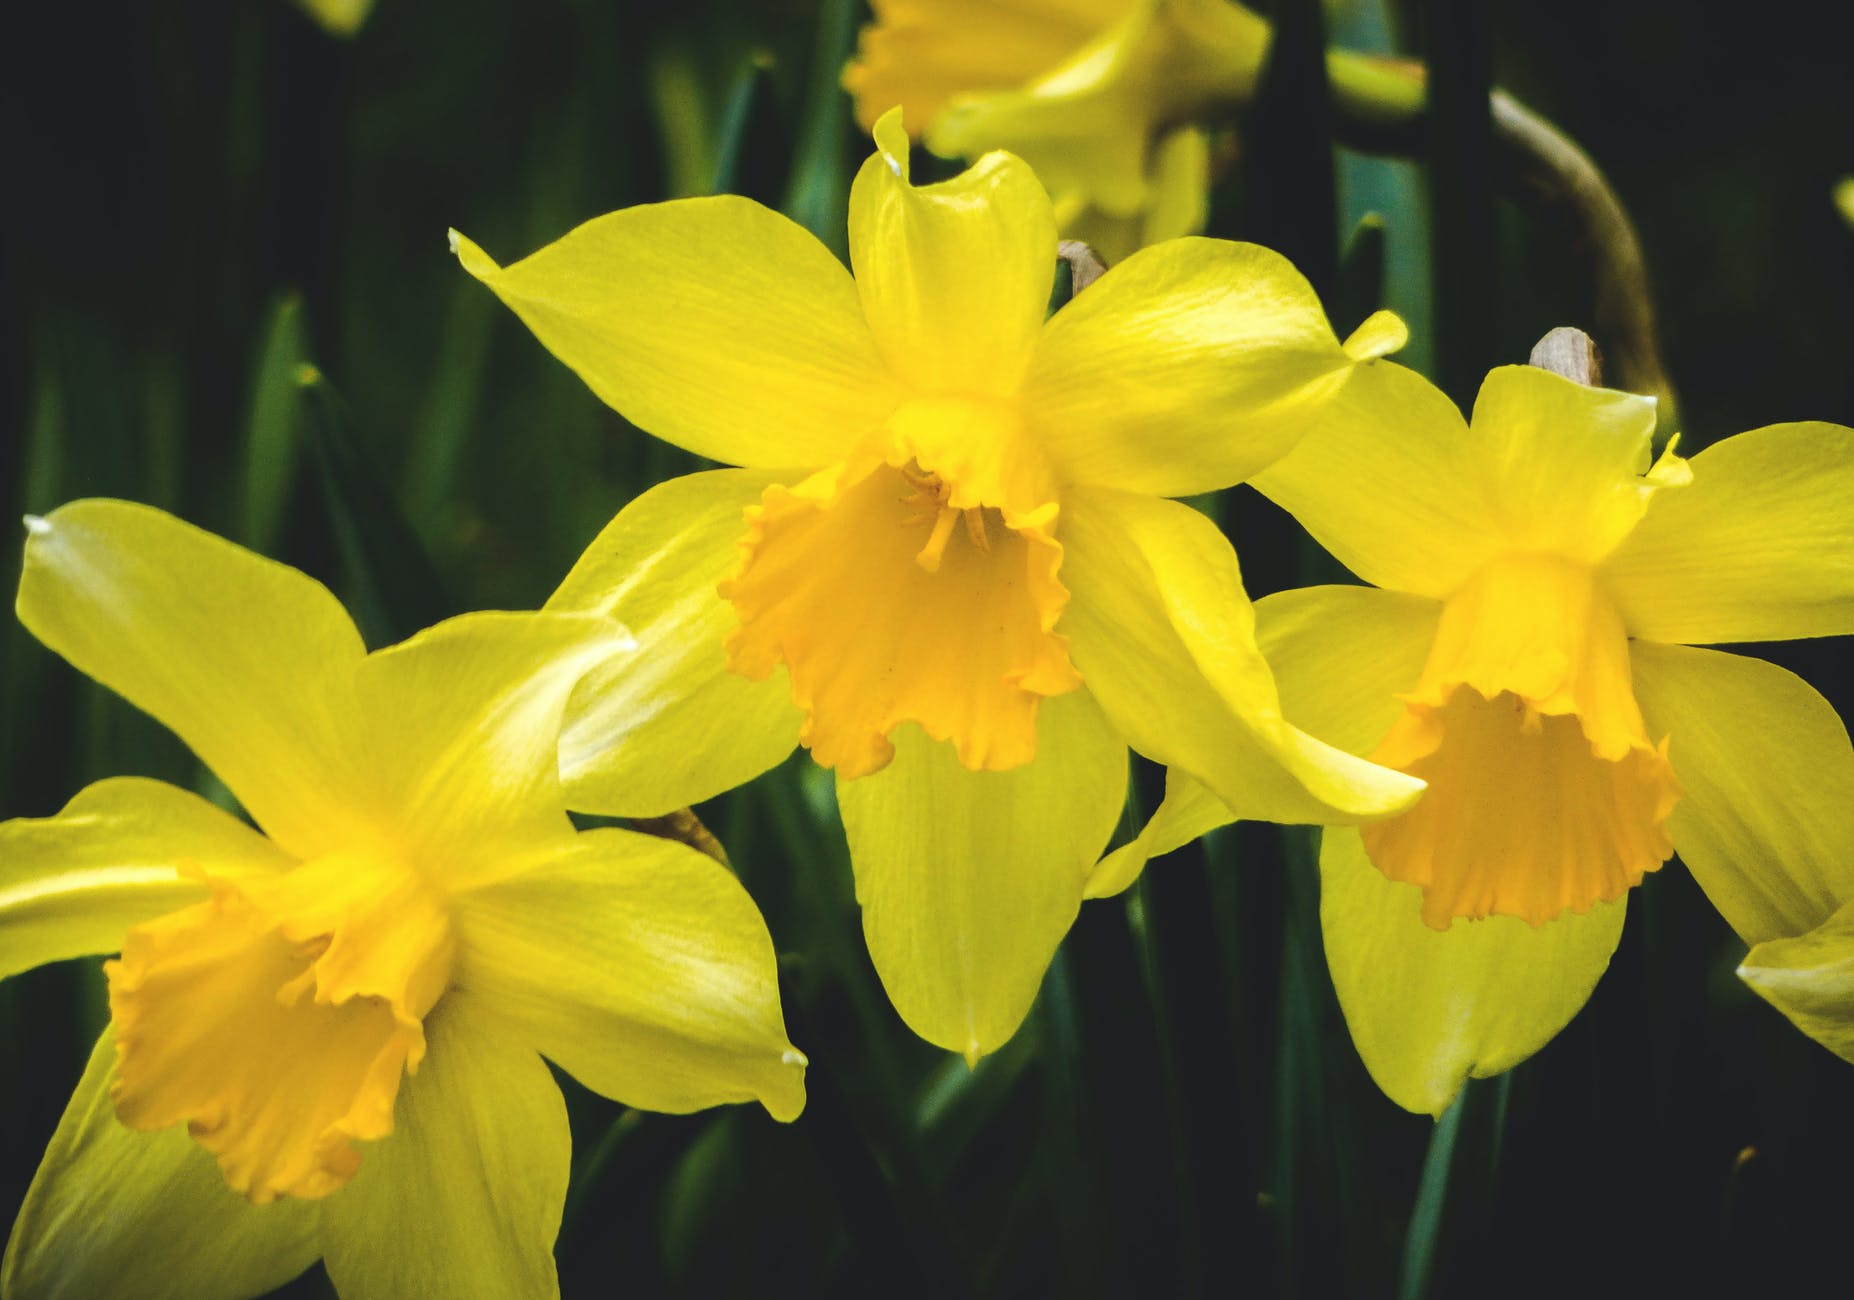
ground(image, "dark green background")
xmin=3 ymin=1 xmax=1850 ymax=1295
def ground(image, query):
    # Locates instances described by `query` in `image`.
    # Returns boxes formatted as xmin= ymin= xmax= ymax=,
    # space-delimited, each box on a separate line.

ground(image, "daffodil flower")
xmin=844 ymin=0 xmax=1271 ymax=262
xmin=292 ymin=0 xmax=375 ymax=38
xmin=1108 ymin=357 xmax=1854 ymax=1112
xmin=0 ymin=501 xmax=804 ymax=1298
xmin=452 ymin=109 xmax=1423 ymax=1062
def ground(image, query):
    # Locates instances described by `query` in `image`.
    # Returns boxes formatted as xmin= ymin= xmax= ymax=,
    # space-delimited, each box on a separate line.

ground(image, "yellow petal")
xmin=1023 ymin=238 xmax=1364 ymax=495
xmin=1085 ymin=767 xmax=1228 ymax=899
xmin=1464 ymin=365 xmax=1670 ymax=562
xmin=347 ymin=611 xmax=632 ymax=886
xmin=1603 ymin=421 xmax=1854 ymax=643
xmin=1249 ymin=361 xmax=1502 ymax=599
xmin=723 ymin=456 xmax=1078 ymax=777
xmin=547 ymin=469 xmax=802 ymax=818
xmin=0 ymin=777 xmax=294 ymax=982
xmin=320 ymin=999 xmax=569 ymax=1300
xmin=847 ymin=109 xmax=1057 ymax=396
xmin=1253 ymin=583 xmax=1441 ymax=756
xmin=1739 ymin=900 xmax=1854 ymax=1065
xmin=1254 ymin=364 xmax=1674 ymax=596
xmin=2 ymin=1029 xmax=320 ymax=1300
xmin=1089 ymin=582 xmax=1438 ymax=907
xmin=844 ymin=0 xmax=1129 ymax=131
xmin=837 ymin=690 xmax=1127 ymax=1060
xmin=17 ymin=500 xmax=366 ymax=860
xmin=1631 ymin=640 xmax=1854 ymax=945
xmin=1058 ymin=486 xmax=1424 ymax=824
xmin=1342 ymin=309 xmax=1409 ymax=361
xmin=1319 ymin=827 xmax=1627 ymax=1116
xmin=452 ymin=201 xmax=895 ymax=468
xmin=455 ymin=828 xmax=805 ymax=1122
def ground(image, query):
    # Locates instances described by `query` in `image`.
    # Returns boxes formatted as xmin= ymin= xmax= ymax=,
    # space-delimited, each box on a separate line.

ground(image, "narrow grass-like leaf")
xmin=239 ymin=292 xmax=309 ymax=553
xmin=298 ymin=367 xmax=453 ymax=645
xmin=1335 ymin=213 xmax=1388 ymax=341
xmin=710 ymin=54 xmax=775 ymax=196
xmin=402 ymin=282 xmax=494 ymax=537
xmin=782 ymin=0 xmax=856 ymax=257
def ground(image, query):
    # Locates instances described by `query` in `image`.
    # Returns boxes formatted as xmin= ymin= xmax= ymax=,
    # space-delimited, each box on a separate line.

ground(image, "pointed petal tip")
xmin=1341 ymin=310 xmax=1409 ymax=362
xmin=1303 ymin=741 xmax=1428 ymax=823
xmin=872 ymin=106 xmax=909 ymax=179
xmin=447 ymin=229 xmax=499 ymax=281
xmin=1736 ymin=957 xmax=1777 ymax=988
xmin=762 ymin=1049 xmax=810 ymax=1123
xmin=962 ymin=1041 xmax=982 ymax=1070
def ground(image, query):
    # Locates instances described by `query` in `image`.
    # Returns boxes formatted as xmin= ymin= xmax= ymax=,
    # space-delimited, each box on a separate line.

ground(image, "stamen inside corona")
xmin=1360 ymin=552 xmax=1680 ymax=928
xmin=899 ymin=465 xmax=993 ymax=570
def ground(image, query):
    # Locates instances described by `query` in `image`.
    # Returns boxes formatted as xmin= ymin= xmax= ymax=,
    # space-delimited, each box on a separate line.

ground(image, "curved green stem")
xmin=1291 ymin=50 xmax=1677 ymax=425
xmin=1487 ymin=89 xmax=1674 ymax=424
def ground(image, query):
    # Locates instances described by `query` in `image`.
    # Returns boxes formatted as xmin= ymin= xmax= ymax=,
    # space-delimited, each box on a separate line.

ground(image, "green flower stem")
xmin=1486 ymin=89 xmax=1673 ymax=423
xmin=1397 ymin=1073 xmax=1512 ymax=1300
xmin=1331 ymin=51 xmax=1674 ymax=423
xmin=1209 ymin=47 xmax=1675 ymax=424
xmin=297 ymin=367 xmax=454 ymax=645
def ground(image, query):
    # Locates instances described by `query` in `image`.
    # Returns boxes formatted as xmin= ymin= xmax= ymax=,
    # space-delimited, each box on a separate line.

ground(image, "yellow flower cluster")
xmin=3 ymin=9 xmax=1851 ymax=1294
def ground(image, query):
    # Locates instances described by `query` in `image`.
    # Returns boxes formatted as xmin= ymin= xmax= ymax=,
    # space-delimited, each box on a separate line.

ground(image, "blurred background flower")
xmin=846 ymin=0 xmax=1270 ymax=261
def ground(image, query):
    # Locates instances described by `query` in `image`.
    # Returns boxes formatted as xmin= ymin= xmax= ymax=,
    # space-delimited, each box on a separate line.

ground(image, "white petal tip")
xmin=22 ymin=514 xmax=50 ymax=536
xmin=446 ymin=228 xmax=461 ymax=255
xmin=780 ymin=1049 xmax=807 ymax=1068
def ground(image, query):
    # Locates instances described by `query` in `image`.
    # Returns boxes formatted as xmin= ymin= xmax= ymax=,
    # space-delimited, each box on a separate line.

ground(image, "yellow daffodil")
xmin=293 ymin=0 xmax=375 ymax=38
xmin=0 ymin=501 xmax=803 ymax=1298
xmin=1106 ymin=358 xmax=1854 ymax=1112
xmin=452 ymin=109 xmax=1423 ymax=1062
xmin=844 ymin=0 xmax=1271 ymax=262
